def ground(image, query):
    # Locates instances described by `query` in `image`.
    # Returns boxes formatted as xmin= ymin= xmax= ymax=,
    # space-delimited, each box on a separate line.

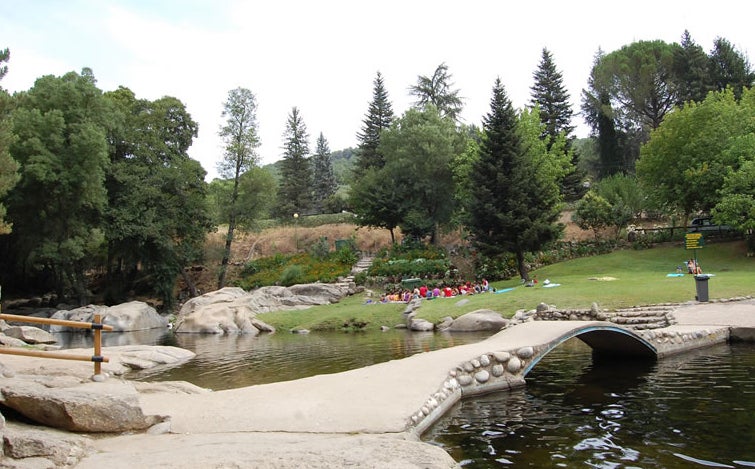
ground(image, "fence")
xmin=0 ymin=312 xmax=114 ymax=376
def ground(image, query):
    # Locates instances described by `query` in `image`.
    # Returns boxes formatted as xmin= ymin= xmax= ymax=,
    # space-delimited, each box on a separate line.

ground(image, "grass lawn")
xmin=258 ymin=240 xmax=754 ymax=332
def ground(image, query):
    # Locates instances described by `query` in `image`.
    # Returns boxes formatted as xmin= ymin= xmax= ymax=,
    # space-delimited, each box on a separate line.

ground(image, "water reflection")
xmin=126 ymin=329 xmax=492 ymax=390
xmin=424 ymin=339 xmax=755 ymax=468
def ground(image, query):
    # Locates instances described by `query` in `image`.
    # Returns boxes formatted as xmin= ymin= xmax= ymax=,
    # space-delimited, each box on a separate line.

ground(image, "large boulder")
xmin=50 ymin=302 xmax=167 ymax=332
xmin=174 ymin=284 xmax=352 ymax=334
xmin=446 ymin=309 xmax=510 ymax=332
xmin=1 ymin=425 xmax=94 ymax=466
xmin=0 ymin=379 xmax=164 ymax=432
xmin=3 ymin=325 xmax=57 ymax=344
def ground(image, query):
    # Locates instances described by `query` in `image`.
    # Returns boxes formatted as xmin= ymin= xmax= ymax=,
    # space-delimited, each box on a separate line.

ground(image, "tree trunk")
xmin=516 ymin=249 xmax=529 ymax=281
xmin=217 ymin=216 xmax=237 ymax=289
xmin=181 ymin=269 xmax=199 ymax=297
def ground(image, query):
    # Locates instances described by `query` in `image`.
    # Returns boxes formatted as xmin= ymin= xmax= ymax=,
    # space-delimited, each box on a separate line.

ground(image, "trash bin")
xmin=694 ymin=274 xmax=710 ymax=302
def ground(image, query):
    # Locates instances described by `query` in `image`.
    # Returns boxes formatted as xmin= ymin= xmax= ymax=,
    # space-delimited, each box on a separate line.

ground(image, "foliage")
xmin=572 ymin=192 xmax=613 ymax=237
xmin=409 ymin=63 xmax=464 ymax=122
xmin=276 ymin=107 xmax=312 ymax=218
xmin=5 ymin=70 xmax=110 ymax=303
xmin=311 ymin=132 xmax=337 ymax=214
xmin=467 ymin=78 xmax=562 ymax=280
xmin=351 ymin=106 xmax=464 ymax=244
xmin=530 ymin=48 xmax=575 ymax=145
xmin=354 ymin=72 xmax=394 ymax=174
xmin=0 ymin=53 xmax=19 ymax=234
xmin=707 ymin=37 xmax=755 ymax=100
xmin=216 ymin=87 xmax=261 ymax=289
xmin=238 ymin=250 xmax=355 ymax=289
xmin=637 ymin=88 xmax=752 ymax=219
xmin=104 ymin=88 xmax=211 ymax=307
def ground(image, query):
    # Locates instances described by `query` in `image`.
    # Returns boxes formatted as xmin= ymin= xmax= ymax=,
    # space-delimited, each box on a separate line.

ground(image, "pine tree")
xmin=468 ymin=78 xmax=561 ymax=280
xmin=409 ymin=63 xmax=464 ymax=121
xmin=530 ymin=48 xmax=575 ymax=144
xmin=355 ymin=71 xmax=394 ymax=175
xmin=675 ymin=30 xmax=711 ymax=104
xmin=708 ymin=37 xmax=755 ymax=100
xmin=530 ymin=48 xmax=585 ymax=200
xmin=312 ymin=132 xmax=337 ymax=214
xmin=276 ymin=107 xmax=312 ymax=218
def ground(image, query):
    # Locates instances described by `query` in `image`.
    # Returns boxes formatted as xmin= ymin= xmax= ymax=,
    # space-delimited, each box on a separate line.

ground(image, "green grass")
xmin=258 ymin=241 xmax=754 ymax=332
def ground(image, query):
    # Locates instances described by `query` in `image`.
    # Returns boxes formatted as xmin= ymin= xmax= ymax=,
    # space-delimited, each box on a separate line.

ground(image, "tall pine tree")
xmin=530 ymin=48 xmax=575 ymax=144
xmin=276 ymin=107 xmax=312 ymax=218
xmin=409 ymin=63 xmax=464 ymax=122
xmin=530 ymin=48 xmax=584 ymax=200
xmin=674 ymin=30 xmax=710 ymax=105
xmin=312 ymin=132 xmax=337 ymax=214
xmin=355 ymin=71 xmax=394 ymax=175
xmin=468 ymin=78 xmax=561 ymax=281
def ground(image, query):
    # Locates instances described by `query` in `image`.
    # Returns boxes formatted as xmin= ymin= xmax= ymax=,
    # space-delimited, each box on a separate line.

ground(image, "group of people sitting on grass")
xmin=378 ymin=279 xmax=491 ymax=303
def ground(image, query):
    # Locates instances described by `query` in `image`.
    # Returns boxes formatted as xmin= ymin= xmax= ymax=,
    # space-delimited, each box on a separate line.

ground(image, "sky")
xmin=2 ymin=0 xmax=753 ymax=180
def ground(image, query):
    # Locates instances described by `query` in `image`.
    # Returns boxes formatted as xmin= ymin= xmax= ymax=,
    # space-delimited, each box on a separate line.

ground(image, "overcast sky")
xmin=2 ymin=0 xmax=753 ymax=180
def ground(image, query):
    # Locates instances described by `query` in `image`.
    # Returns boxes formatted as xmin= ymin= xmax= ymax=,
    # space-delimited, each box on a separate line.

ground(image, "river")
xmin=55 ymin=329 xmax=754 ymax=467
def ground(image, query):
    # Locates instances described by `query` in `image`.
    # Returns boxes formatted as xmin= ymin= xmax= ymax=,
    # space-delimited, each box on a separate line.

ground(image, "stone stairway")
xmin=601 ymin=305 xmax=677 ymax=330
xmin=334 ymin=254 xmax=373 ymax=289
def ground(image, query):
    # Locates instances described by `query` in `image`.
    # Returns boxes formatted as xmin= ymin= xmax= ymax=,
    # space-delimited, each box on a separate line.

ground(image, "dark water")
xmin=423 ymin=338 xmax=755 ymax=468
xmin=126 ymin=329 xmax=492 ymax=390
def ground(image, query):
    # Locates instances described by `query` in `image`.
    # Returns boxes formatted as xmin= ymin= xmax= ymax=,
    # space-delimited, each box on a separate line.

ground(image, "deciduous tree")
xmin=216 ymin=87 xmax=260 ymax=288
xmin=6 ymin=70 xmax=110 ymax=303
xmin=0 ymin=47 xmax=18 ymax=235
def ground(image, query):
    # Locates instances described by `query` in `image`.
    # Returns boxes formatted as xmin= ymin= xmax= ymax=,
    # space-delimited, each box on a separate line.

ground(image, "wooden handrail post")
xmin=94 ymin=314 xmax=103 ymax=376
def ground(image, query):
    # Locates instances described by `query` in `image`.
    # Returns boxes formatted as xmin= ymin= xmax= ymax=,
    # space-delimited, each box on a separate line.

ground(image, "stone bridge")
xmin=408 ymin=319 xmax=728 ymax=434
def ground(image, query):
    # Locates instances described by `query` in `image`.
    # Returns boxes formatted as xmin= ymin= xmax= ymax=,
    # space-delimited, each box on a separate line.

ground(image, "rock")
xmin=0 ymin=379 xmax=164 ymax=432
xmin=4 ymin=326 xmax=57 ymax=344
xmin=436 ymin=316 xmax=454 ymax=331
xmin=1 ymin=425 xmax=93 ymax=466
xmin=174 ymin=284 xmax=352 ymax=334
xmin=0 ymin=333 xmax=30 ymax=347
xmin=447 ymin=309 xmax=509 ymax=332
xmin=409 ymin=318 xmax=435 ymax=332
xmin=50 ymin=302 xmax=167 ymax=332
xmin=536 ymin=302 xmax=550 ymax=313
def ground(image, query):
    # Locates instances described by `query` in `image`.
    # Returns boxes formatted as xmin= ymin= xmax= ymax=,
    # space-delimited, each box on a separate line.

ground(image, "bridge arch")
xmin=522 ymin=324 xmax=658 ymax=376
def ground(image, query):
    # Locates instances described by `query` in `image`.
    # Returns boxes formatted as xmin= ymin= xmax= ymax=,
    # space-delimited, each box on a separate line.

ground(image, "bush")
xmin=279 ymin=264 xmax=305 ymax=286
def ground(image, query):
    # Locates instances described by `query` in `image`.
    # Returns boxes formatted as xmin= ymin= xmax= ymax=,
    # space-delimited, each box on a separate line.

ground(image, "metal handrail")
xmin=0 ymin=312 xmax=114 ymax=375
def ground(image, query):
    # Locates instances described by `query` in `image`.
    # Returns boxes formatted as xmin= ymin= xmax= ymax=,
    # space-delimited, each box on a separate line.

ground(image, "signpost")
xmin=684 ymin=232 xmax=710 ymax=301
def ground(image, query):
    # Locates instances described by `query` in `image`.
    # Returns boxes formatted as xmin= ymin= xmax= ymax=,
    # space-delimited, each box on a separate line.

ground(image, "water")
xmin=54 ymin=329 xmax=754 ymax=466
xmin=423 ymin=338 xmax=755 ymax=468
xmin=125 ymin=329 xmax=492 ymax=390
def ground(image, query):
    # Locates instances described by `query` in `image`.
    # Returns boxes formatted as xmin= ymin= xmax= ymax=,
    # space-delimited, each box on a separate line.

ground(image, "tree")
xmin=713 ymin=158 xmax=755 ymax=253
xmin=104 ymin=88 xmax=211 ymax=306
xmin=597 ymin=40 xmax=682 ymax=131
xmin=582 ymin=49 xmax=625 ymax=177
xmin=531 ymin=48 xmax=585 ymax=201
xmin=0 ymin=47 xmax=19 ymax=235
xmin=216 ymin=87 xmax=260 ymax=288
xmin=355 ymin=71 xmax=394 ymax=174
xmin=409 ymin=63 xmax=464 ymax=121
xmin=468 ymin=78 xmax=562 ymax=281
xmin=674 ymin=30 xmax=711 ymax=105
xmin=351 ymin=106 xmax=463 ymax=243
xmin=5 ymin=70 xmax=110 ymax=303
xmin=276 ymin=107 xmax=312 ymax=219
xmin=708 ymin=37 xmax=755 ymax=100
xmin=637 ymin=88 xmax=750 ymax=221
xmin=311 ymin=132 xmax=337 ymax=213
xmin=530 ymin=48 xmax=575 ymax=144
xmin=572 ymin=191 xmax=614 ymax=238
xmin=379 ymin=106 xmax=463 ymax=243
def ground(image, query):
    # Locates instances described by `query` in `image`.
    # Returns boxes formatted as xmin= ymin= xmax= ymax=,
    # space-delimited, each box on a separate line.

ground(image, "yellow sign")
xmin=685 ymin=232 xmax=705 ymax=250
